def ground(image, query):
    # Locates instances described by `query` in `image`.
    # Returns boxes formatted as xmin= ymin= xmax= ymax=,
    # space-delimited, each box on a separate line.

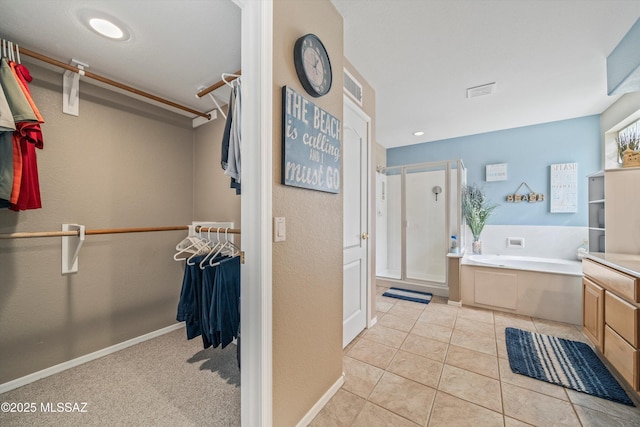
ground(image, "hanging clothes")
xmin=220 ymin=80 xmax=241 ymax=195
xmin=0 ymin=54 xmax=44 ymax=210
xmin=176 ymin=254 xmax=241 ymax=352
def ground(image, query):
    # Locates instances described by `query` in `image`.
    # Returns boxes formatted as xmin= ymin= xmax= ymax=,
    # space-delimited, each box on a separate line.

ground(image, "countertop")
xmin=585 ymin=252 xmax=640 ymax=278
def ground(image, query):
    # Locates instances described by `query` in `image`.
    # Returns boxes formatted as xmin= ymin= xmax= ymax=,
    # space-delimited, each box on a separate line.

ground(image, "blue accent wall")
xmin=387 ymin=116 xmax=601 ymax=226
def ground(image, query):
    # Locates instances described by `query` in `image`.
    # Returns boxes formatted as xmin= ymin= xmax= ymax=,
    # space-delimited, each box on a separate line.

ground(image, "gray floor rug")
xmin=0 ymin=327 xmax=240 ymax=426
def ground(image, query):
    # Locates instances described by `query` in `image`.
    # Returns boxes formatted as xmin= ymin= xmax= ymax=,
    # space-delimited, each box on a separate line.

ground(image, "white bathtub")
xmin=464 ymin=254 xmax=582 ymax=276
xmin=460 ymin=254 xmax=583 ymax=324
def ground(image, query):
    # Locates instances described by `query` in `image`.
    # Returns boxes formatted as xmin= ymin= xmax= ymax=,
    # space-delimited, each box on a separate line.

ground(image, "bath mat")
xmin=505 ymin=327 xmax=634 ymax=406
xmin=382 ymin=287 xmax=432 ymax=304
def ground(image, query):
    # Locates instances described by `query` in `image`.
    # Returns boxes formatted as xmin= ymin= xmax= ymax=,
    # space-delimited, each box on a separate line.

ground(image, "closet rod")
xmin=17 ymin=46 xmax=212 ymax=120
xmin=0 ymin=226 xmax=241 ymax=239
xmin=196 ymin=69 xmax=242 ymax=98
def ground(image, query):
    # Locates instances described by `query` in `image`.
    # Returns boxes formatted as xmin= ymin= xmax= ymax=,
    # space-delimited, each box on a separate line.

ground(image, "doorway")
xmin=342 ymin=96 xmax=370 ymax=348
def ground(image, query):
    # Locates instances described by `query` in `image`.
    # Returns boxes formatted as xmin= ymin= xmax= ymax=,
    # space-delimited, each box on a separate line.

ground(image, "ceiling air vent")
xmin=344 ymin=68 xmax=363 ymax=105
xmin=466 ymin=82 xmax=496 ymax=98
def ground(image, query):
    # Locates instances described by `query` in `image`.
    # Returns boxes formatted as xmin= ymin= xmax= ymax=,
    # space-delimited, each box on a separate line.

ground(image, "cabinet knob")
xmin=361 ymin=232 xmax=369 ymax=240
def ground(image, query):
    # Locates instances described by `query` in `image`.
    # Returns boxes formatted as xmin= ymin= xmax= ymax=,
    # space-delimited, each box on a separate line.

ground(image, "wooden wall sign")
xmin=282 ymin=86 xmax=341 ymax=193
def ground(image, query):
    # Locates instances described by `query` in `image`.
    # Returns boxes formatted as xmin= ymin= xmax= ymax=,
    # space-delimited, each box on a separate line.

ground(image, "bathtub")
xmin=460 ymin=254 xmax=583 ymax=324
xmin=464 ymin=254 xmax=582 ymax=276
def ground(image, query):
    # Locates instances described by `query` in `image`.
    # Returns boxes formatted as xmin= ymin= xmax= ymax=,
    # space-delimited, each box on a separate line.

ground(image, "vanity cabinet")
xmin=582 ymin=277 xmax=604 ymax=352
xmin=583 ymin=257 xmax=640 ymax=390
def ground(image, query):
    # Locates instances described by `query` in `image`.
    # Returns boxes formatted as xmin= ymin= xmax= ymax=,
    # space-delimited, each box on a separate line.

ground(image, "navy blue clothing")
xmin=176 ymin=256 xmax=204 ymax=340
xmin=210 ymin=256 xmax=241 ymax=348
xmin=176 ymin=254 xmax=240 ymax=352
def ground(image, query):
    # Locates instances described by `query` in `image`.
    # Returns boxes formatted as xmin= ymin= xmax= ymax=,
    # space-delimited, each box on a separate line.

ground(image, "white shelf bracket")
xmin=63 ymin=59 xmax=89 ymax=116
xmin=62 ymin=224 xmax=85 ymax=275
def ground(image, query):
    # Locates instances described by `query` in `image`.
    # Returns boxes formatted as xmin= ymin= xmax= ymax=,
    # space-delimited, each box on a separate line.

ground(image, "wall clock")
xmin=293 ymin=33 xmax=332 ymax=98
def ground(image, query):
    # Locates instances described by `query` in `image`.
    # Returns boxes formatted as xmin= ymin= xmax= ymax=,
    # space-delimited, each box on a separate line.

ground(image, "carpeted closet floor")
xmin=0 ymin=327 xmax=240 ymax=427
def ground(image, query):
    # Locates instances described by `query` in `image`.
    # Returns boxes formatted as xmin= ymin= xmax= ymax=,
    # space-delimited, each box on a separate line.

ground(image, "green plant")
xmin=615 ymin=129 xmax=640 ymax=161
xmin=462 ymin=183 xmax=497 ymax=241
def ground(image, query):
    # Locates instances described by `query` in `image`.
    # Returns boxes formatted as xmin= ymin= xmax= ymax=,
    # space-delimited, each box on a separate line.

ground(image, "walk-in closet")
xmin=0 ymin=1 xmax=251 ymax=425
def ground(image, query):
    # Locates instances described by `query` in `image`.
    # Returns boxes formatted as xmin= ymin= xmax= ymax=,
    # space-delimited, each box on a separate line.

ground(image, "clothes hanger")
xmin=185 ymin=228 xmax=212 ymax=265
xmin=209 ymin=228 xmax=241 ymax=266
xmin=199 ymin=227 xmax=224 ymax=269
xmin=221 ymin=73 xmax=240 ymax=88
xmin=174 ymin=226 xmax=208 ymax=261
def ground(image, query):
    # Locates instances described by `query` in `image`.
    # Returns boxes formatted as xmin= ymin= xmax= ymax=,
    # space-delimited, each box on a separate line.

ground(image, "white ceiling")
xmin=1 ymin=1 xmax=639 ymax=148
xmin=0 ymin=0 xmax=241 ymax=117
xmin=332 ymin=0 xmax=640 ymax=148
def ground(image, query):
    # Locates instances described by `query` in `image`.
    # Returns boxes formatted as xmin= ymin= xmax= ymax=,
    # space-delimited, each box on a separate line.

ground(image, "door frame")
xmin=235 ymin=0 xmax=273 ymax=425
xmin=343 ymin=95 xmax=374 ymax=332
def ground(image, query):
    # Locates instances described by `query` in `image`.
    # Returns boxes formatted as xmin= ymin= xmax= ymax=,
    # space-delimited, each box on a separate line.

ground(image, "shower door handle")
xmin=361 ymin=232 xmax=369 ymax=240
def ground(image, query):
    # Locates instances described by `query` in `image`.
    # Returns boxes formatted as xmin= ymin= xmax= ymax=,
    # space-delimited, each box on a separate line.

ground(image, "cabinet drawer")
xmin=583 ymin=259 xmax=638 ymax=302
xmin=605 ymin=291 xmax=639 ymax=347
xmin=604 ymin=325 xmax=639 ymax=390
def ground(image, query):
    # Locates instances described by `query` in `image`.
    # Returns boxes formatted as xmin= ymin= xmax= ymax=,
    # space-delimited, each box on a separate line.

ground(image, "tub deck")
xmin=460 ymin=255 xmax=583 ymax=324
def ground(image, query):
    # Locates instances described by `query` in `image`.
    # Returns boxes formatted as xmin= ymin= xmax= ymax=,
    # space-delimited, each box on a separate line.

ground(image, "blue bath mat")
xmin=382 ymin=287 xmax=432 ymax=304
xmin=505 ymin=327 xmax=634 ymax=406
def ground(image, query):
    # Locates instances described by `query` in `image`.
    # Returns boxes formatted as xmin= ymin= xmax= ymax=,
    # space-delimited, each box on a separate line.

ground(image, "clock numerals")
xmin=294 ymin=34 xmax=332 ymax=97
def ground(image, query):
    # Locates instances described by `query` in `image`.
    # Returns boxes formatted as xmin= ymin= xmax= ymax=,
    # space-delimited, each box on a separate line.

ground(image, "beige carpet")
xmin=0 ymin=327 xmax=240 ymax=426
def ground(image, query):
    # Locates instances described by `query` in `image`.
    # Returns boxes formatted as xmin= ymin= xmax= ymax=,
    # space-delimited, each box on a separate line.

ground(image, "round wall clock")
xmin=293 ymin=33 xmax=332 ymax=97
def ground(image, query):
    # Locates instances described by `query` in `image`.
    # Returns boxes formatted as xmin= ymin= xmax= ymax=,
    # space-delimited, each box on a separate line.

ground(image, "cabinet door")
xmin=583 ymin=277 xmax=604 ymax=351
xmin=605 ymin=168 xmax=640 ymax=254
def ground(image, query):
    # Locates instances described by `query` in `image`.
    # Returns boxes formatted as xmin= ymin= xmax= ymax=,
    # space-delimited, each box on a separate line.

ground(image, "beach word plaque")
xmin=282 ymin=86 xmax=341 ymax=193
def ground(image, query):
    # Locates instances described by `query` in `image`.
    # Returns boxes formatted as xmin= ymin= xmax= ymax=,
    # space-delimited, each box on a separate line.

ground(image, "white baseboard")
xmin=295 ymin=373 xmax=345 ymax=427
xmin=368 ymin=315 xmax=378 ymax=329
xmin=0 ymin=322 xmax=185 ymax=394
xmin=448 ymin=300 xmax=462 ymax=307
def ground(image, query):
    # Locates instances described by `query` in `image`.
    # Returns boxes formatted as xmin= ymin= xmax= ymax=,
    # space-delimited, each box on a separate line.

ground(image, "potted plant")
xmin=615 ymin=130 xmax=640 ymax=168
xmin=462 ymin=183 xmax=497 ymax=254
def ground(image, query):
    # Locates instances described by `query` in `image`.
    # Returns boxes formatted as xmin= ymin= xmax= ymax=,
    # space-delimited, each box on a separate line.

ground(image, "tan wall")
xmin=272 ymin=0 xmax=344 ymax=425
xmin=193 ymin=108 xmax=242 ymax=246
xmin=0 ymin=64 xmax=200 ymax=384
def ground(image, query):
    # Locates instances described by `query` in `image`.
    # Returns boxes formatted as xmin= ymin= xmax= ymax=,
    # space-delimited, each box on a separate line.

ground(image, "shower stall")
xmin=376 ymin=160 xmax=466 ymax=296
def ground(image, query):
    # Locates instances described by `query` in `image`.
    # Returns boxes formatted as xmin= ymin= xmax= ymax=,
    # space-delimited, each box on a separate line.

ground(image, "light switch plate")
xmin=274 ymin=217 xmax=286 ymax=242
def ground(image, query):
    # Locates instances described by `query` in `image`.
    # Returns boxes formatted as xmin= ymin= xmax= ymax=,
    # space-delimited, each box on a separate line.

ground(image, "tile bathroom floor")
xmin=309 ymin=286 xmax=640 ymax=426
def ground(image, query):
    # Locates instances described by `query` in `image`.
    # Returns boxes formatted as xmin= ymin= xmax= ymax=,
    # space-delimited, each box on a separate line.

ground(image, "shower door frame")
xmin=378 ymin=159 xmax=465 ymax=296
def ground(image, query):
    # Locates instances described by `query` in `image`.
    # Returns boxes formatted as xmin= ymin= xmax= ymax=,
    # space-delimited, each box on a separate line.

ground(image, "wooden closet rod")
xmin=196 ymin=70 xmax=241 ymax=98
xmin=18 ymin=46 xmax=212 ymax=120
xmin=0 ymin=225 xmax=241 ymax=239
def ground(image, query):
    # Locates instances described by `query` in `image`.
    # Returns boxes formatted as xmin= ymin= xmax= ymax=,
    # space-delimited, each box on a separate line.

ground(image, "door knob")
xmin=361 ymin=232 xmax=369 ymax=240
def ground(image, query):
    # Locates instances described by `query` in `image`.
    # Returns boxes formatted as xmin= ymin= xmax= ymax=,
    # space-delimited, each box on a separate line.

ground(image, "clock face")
xmin=294 ymin=34 xmax=332 ymax=97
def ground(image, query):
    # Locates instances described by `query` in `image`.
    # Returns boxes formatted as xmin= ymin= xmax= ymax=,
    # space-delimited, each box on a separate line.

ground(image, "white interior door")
xmin=343 ymin=97 xmax=369 ymax=348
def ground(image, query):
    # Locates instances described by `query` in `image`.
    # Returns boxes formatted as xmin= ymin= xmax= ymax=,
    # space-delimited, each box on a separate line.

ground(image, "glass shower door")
xmin=375 ymin=170 xmax=402 ymax=280
xmin=404 ymin=165 xmax=447 ymax=283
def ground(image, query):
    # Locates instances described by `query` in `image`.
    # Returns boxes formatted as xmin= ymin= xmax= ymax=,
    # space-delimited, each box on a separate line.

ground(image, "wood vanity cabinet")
xmin=582 ymin=258 xmax=640 ymax=390
xmin=582 ymin=276 xmax=604 ymax=351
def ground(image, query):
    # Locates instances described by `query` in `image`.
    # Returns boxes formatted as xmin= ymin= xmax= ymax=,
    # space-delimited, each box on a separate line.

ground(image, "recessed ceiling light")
xmin=78 ymin=9 xmax=132 ymax=41
xmin=413 ymin=131 xmax=425 ymax=136
xmin=89 ymin=18 xmax=124 ymax=39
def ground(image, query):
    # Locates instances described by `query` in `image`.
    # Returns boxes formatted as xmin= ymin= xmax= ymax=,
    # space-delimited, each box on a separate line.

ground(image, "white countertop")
xmin=585 ymin=252 xmax=640 ymax=278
